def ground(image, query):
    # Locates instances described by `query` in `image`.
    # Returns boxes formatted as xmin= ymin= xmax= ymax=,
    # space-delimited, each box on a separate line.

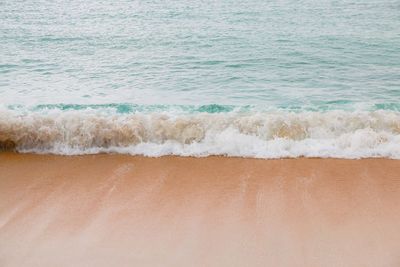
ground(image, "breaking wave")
xmin=1 ymin=107 xmax=400 ymax=159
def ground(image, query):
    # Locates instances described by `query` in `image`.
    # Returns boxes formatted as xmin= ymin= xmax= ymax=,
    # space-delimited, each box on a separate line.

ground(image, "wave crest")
xmin=1 ymin=109 xmax=399 ymax=158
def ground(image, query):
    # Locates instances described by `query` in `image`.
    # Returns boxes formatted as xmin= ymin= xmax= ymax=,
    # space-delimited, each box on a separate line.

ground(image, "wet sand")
xmin=1 ymin=152 xmax=400 ymax=266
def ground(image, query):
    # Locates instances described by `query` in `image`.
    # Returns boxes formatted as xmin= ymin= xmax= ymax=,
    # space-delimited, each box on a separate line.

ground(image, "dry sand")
xmin=1 ymin=152 xmax=400 ymax=266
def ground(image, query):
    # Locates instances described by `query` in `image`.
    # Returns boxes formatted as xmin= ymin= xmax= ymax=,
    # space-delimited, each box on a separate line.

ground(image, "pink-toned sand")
xmin=1 ymin=152 xmax=400 ymax=266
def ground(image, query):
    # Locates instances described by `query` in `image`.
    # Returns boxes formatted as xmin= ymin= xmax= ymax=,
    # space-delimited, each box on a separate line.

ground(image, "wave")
xmin=1 ymin=108 xmax=400 ymax=158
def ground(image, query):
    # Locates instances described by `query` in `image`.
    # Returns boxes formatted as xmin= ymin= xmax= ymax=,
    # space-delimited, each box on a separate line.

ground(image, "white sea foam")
xmin=1 ymin=108 xmax=400 ymax=159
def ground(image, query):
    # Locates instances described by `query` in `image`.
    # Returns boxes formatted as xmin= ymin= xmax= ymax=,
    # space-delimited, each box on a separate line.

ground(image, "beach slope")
xmin=1 ymin=153 xmax=400 ymax=266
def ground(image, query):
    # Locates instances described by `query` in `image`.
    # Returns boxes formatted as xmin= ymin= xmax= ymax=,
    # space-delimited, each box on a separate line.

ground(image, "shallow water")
xmin=1 ymin=0 xmax=399 ymax=157
xmin=1 ymin=0 xmax=400 ymax=108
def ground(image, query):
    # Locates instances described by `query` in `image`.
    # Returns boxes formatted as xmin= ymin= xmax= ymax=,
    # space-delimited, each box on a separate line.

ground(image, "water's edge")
xmin=1 ymin=105 xmax=399 ymax=159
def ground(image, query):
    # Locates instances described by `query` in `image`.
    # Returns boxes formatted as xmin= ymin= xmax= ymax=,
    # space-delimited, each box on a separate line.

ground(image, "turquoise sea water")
xmin=1 ymin=0 xmax=400 ymax=157
xmin=1 ymin=0 xmax=400 ymax=109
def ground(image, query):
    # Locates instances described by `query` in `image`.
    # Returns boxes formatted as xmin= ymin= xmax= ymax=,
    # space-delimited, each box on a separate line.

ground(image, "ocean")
xmin=1 ymin=0 xmax=400 ymax=158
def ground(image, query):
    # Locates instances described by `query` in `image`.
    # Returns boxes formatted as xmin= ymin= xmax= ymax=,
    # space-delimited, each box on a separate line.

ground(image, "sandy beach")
xmin=1 ymin=152 xmax=400 ymax=266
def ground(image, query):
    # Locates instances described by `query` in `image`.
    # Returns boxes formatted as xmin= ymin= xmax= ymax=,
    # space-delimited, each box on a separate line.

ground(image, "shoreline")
xmin=1 ymin=152 xmax=400 ymax=266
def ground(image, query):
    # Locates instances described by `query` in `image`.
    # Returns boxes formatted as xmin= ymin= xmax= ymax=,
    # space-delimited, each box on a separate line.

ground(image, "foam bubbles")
xmin=1 ymin=108 xmax=399 ymax=159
